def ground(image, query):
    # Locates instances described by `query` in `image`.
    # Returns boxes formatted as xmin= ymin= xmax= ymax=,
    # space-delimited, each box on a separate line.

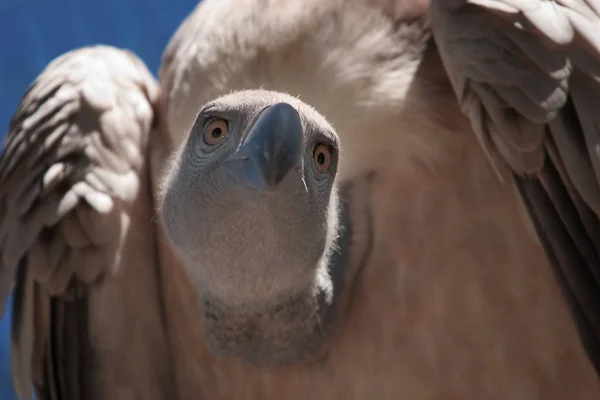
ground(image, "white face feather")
xmin=160 ymin=90 xmax=340 ymax=306
xmin=159 ymin=90 xmax=346 ymax=364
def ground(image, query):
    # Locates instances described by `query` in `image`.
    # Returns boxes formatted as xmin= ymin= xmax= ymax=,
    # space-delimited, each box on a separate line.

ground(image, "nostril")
xmin=223 ymin=155 xmax=250 ymax=163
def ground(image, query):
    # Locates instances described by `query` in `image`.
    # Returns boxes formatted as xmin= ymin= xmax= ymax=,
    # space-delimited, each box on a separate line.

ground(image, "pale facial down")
xmin=160 ymin=90 xmax=343 ymax=364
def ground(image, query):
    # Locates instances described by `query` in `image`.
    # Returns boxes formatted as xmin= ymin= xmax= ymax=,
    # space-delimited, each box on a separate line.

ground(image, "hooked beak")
xmin=227 ymin=102 xmax=303 ymax=188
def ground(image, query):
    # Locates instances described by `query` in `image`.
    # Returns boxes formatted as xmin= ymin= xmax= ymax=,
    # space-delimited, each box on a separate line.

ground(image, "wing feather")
xmin=431 ymin=0 xmax=600 ymax=373
xmin=0 ymin=45 xmax=160 ymax=399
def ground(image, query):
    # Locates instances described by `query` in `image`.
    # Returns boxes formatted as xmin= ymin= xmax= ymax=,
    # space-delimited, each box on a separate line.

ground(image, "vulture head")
xmin=160 ymin=90 xmax=343 ymax=365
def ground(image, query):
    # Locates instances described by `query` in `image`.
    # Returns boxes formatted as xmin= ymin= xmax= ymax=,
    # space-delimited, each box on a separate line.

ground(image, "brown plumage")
xmin=2 ymin=0 xmax=600 ymax=399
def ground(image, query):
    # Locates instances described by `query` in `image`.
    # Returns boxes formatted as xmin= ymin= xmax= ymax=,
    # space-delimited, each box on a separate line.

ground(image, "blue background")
xmin=0 ymin=0 xmax=198 ymax=398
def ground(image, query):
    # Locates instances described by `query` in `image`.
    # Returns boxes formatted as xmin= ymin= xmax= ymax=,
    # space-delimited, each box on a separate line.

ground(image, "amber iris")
xmin=313 ymin=144 xmax=331 ymax=173
xmin=203 ymin=119 xmax=229 ymax=145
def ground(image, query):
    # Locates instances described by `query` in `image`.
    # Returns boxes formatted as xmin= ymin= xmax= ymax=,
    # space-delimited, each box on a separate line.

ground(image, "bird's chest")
xmin=166 ymin=171 xmax=600 ymax=399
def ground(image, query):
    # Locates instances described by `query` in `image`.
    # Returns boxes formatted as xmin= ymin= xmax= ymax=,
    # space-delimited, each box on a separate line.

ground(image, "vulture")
xmin=1 ymin=0 xmax=600 ymax=398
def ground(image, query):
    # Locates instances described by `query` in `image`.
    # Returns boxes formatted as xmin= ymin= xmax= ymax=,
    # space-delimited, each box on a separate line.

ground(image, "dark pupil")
xmin=317 ymin=152 xmax=326 ymax=165
xmin=211 ymin=127 xmax=222 ymax=138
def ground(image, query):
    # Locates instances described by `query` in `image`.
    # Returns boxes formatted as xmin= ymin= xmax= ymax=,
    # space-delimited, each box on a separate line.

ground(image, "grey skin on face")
xmin=160 ymin=90 xmax=343 ymax=364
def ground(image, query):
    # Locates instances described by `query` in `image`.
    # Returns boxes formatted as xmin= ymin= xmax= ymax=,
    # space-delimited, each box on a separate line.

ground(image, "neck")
xmin=201 ymin=173 xmax=375 ymax=366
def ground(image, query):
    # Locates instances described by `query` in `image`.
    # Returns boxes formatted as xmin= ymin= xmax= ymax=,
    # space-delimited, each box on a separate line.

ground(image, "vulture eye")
xmin=313 ymin=144 xmax=331 ymax=173
xmin=203 ymin=118 xmax=229 ymax=145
